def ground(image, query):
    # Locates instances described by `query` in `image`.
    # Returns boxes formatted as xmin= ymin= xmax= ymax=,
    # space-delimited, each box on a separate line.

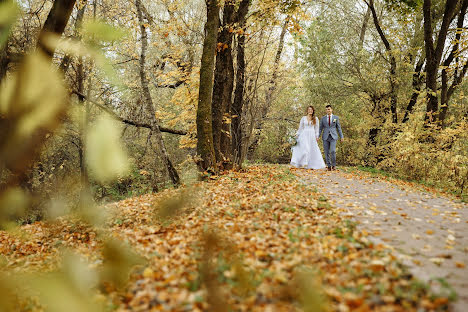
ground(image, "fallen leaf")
xmin=455 ymin=262 xmax=466 ymax=268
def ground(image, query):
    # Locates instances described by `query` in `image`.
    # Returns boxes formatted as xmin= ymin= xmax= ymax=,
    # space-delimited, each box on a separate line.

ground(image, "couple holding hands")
xmin=290 ymin=105 xmax=344 ymax=171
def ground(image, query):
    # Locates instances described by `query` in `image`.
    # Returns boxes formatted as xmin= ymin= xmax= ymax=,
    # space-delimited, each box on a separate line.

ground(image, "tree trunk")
xmin=59 ymin=1 xmax=86 ymax=73
xmin=402 ymin=59 xmax=425 ymax=123
xmin=439 ymin=0 xmax=468 ymax=124
xmin=0 ymin=43 xmax=8 ymax=83
xmin=264 ymin=17 xmax=289 ymax=119
xmin=196 ymin=0 xmax=220 ymax=172
xmin=1 ymin=0 xmax=77 ymax=194
xmin=0 ymin=0 xmax=12 ymax=82
xmin=402 ymin=13 xmax=426 ymax=124
xmin=423 ymin=0 xmax=458 ymax=122
xmin=135 ymin=0 xmax=180 ymax=186
xmin=76 ymin=57 xmax=90 ymax=190
xmin=248 ymin=18 xmax=288 ymax=157
xmin=231 ymin=0 xmax=250 ymax=169
xmin=440 ymin=61 xmax=468 ymax=124
xmin=212 ymin=4 xmax=235 ymax=168
xmin=37 ymin=0 xmax=77 ymax=58
xmin=359 ymin=6 xmax=371 ymax=48
xmin=368 ymin=0 xmax=398 ymax=123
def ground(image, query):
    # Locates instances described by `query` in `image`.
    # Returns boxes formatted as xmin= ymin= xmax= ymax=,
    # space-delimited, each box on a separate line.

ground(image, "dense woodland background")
xmin=0 ymin=0 xmax=467 ymax=224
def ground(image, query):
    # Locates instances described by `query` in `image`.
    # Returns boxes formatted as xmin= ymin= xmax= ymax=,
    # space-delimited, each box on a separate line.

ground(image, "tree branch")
xmin=71 ymin=90 xmax=188 ymax=135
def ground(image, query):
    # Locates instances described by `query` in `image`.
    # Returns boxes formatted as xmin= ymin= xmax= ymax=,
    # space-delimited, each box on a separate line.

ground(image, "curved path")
xmin=297 ymin=168 xmax=468 ymax=312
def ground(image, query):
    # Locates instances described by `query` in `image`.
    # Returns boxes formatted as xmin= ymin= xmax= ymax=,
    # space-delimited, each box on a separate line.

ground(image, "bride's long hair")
xmin=305 ymin=105 xmax=316 ymax=125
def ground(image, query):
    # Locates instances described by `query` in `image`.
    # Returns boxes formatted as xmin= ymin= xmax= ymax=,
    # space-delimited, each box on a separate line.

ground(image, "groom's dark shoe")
xmin=327 ymin=166 xmax=331 ymax=171
xmin=332 ymin=166 xmax=336 ymax=171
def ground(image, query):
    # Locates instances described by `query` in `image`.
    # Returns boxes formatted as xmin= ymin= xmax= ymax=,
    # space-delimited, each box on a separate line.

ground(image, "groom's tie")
xmin=328 ymin=115 xmax=330 ymax=126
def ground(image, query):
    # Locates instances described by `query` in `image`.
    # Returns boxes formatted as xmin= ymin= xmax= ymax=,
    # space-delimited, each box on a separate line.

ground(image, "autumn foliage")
xmin=1 ymin=166 xmax=452 ymax=311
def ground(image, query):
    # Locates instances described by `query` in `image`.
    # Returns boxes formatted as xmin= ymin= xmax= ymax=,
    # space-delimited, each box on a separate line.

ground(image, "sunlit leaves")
xmin=384 ymin=0 xmax=422 ymax=10
xmin=85 ymin=115 xmax=130 ymax=184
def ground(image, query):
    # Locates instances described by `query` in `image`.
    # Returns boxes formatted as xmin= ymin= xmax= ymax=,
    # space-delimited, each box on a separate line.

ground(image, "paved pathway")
xmin=297 ymin=168 xmax=468 ymax=311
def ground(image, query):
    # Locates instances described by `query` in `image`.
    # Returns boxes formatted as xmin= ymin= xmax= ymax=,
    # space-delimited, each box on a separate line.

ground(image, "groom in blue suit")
xmin=319 ymin=105 xmax=344 ymax=171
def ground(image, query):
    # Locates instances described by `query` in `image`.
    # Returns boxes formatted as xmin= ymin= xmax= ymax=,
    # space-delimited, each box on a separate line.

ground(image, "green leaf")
xmin=21 ymin=254 xmax=103 ymax=312
xmin=85 ymin=114 xmax=130 ymax=184
xmin=0 ymin=52 xmax=67 ymax=172
xmin=81 ymin=20 xmax=128 ymax=43
xmin=0 ymin=0 xmax=19 ymax=48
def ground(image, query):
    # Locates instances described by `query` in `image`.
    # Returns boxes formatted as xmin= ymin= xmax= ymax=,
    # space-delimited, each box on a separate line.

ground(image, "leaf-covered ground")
xmin=0 ymin=165 xmax=453 ymax=311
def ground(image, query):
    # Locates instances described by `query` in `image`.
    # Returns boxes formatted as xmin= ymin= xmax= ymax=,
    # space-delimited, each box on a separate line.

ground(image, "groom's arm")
xmin=336 ymin=117 xmax=344 ymax=139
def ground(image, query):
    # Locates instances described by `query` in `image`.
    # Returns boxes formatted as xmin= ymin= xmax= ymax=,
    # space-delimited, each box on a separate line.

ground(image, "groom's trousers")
xmin=323 ymin=135 xmax=337 ymax=167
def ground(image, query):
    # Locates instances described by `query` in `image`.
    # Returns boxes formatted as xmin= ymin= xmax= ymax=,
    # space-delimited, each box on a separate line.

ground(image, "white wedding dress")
xmin=290 ymin=116 xmax=326 ymax=169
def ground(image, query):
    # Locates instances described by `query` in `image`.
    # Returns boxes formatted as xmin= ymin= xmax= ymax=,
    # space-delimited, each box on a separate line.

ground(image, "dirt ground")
xmin=297 ymin=168 xmax=468 ymax=312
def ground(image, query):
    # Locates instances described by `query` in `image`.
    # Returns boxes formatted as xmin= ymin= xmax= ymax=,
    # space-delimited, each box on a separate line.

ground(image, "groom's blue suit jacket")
xmin=319 ymin=115 xmax=344 ymax=140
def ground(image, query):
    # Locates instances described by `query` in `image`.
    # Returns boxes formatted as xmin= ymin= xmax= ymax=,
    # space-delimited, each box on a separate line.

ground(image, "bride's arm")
xmin=315 ymin=117 xmax=320 ymax=138
xmin=296 ymin=117 xmax=304 ymax=137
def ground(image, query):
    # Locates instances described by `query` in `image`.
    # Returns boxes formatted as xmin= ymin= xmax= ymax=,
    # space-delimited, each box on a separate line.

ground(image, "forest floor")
xmin=0 ymin=165 xmax=465 ymax=311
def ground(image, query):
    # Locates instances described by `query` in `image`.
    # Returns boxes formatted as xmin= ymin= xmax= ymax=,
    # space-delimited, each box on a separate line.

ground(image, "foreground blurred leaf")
xmin=42 ymin=31 xmax=125 ymax=88
xmin=0 ymin=273 xmax=16 ymax=312
xmin=23 ymin=254 xmax=103 ymax=312
xmin=85 ymin=115 xmax=129 ymax=184
xmin=0 ymin=52 xmax=67 ymax=173
xmin=100 ymin=238 xmax=145 ymax=288
xmin=0 ymin=0 xmax=19 ymax=48
xmin=0 ymin=187 xmax=28 ymax=227
xmin=153 ymin=187 xmax=200 ymax=221
xmin=294 ymin=268 xmax=330 ymax=312
xmin=81 ymin=19 xmax=128 ymax=43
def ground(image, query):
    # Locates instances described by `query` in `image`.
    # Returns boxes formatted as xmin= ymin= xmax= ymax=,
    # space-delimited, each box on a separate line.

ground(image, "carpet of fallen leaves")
xmin=0 ymin=165 xmax=451 ymax=311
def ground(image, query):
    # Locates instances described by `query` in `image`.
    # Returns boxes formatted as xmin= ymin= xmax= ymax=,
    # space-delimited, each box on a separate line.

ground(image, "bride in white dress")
xmin=290 ymin=106 xmax=326 ymax=169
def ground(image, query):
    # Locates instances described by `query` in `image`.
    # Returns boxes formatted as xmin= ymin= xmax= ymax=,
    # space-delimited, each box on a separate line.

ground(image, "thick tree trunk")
xmin=212 ymin=4 xmax=235 ymax=168
xmin=196 ymin=0 xmax=220 ymax=172
xmin=231 ymin=0 xmax=250 ymax=169
xmin=136 ymin=0 xmax=180 ymax=186
xmin=37 ymin=0 xmax=77 ymax=58
xmin=232 ymin=35 xmax=246 ymax=169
